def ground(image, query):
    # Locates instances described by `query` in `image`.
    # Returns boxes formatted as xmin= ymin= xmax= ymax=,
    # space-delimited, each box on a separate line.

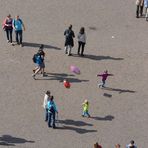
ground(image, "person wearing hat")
xmin=82 ymin=99 xmax=90 ymax=117
xmin=2 ymin=14 xmax=13 ymax=45
xmin=126 ymin=140 xmax=137 ymax=148
xmin=43 ymin=91 xmax=51 ymax=121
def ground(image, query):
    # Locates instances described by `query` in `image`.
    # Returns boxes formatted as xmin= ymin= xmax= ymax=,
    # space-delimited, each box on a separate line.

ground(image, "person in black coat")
xmin=64 ymin=24 xmax=75 ymax=56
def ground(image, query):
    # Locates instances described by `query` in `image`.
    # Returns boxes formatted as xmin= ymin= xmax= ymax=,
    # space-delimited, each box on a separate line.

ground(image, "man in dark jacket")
xmin=64 ymin=24 xmax=75 ymax=56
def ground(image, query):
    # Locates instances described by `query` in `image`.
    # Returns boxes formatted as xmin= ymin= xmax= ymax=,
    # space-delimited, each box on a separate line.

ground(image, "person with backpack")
xmin=47 ymin=96 xmax=58 ymax=128
xmin=2 ymin=14 xmax=13 ymax=45
xmin=43 ymin=91 xmax=51 ymax=122
xmin=13 ymin=15 xmax=25 ymax=47
xmin=64 ymin=24 xmax=75 ymax=56
xmin=77 ymin=27 xmax=86 ymax=56
xmin=32 ymin=51 xmax=43 ymax=79
xmin=33 ymin=44 xmax=46 ymax=77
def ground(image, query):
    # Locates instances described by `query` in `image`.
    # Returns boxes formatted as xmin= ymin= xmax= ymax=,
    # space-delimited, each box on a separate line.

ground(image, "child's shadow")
xmin=90 ymin=115 xmax=114 ymax=121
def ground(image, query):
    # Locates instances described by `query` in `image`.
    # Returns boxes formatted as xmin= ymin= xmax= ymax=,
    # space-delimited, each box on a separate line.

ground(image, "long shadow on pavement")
xmin=58 ymin=119 xmax=93 ymax=126
xmin=90 ymin=115 xmax=114 ymax=121
xmin=35 ymin=73 xmax=89 ymax=83
xmin=23 ymin=42 xmax=61 ymax=50
xmin=103 ymin=87 xmax=136 ymax=94
xmin=73 ymin=54 xmax=124 ymax=61
xmin=56 ymin=126 xmax=97 ymax=134
xmin=0 ymin=135 xmax=34 ymax=146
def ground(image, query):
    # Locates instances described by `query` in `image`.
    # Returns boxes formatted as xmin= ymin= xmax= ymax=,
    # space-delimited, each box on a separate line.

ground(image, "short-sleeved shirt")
xmin=13 ymin=19 xmax=23 ymax=31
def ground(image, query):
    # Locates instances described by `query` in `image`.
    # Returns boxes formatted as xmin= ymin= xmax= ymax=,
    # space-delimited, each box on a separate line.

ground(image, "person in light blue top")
xmin=47 ymin=96 xmax=58 ymax=128
xmin=13 ymin=15 xmax=25 ymax=46
xmin=144 ymin=0 xmax=148 ymax=20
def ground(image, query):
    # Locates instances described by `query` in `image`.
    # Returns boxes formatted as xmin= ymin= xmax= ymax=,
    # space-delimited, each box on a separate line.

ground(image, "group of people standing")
xmin=136 ymin=0 xmax=148 ymax=20
xmin=43 ymin=91 xmax=58 ymax=128
xmin=2 ymin=14 xmax=25 ymax=47
xmin=64 ymin=24 xmax=86 ymax=56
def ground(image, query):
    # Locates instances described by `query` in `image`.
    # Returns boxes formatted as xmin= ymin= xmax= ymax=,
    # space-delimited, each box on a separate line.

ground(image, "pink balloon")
xmin=70 ymin=65 xmax=80 ymax=74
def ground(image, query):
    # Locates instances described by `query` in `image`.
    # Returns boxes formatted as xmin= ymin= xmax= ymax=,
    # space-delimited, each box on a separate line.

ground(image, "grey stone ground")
xmin=0 ymin=0 xmax=148 ymax=147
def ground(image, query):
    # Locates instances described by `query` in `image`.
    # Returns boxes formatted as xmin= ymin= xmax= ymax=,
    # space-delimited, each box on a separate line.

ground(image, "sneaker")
xmin=11 ymin=43 xmax=14 ymax=46
xmin=20 ymin=44 xmax=23 ymax=47
xmin=7 ymin=40 xmax=10 ymax=43
xmin=68 ymin=53 xmax=72 ymax=56
xmin=32 ymin=74 xmax=36 ymax=79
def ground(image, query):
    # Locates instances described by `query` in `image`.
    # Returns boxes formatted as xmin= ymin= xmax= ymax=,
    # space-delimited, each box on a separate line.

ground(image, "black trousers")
xmin=6 ymin=29 xmax=13 ymax=43
xmin=78 ymin=41 xmax=85 ymax=55
xmin=136 ymin=5 xmax=143 ymax=17
xmin=15 ymin=30 xmax=23 ymax=44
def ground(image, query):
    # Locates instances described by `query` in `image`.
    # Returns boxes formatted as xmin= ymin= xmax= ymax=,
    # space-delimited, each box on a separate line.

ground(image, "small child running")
xmin=82 ymin=100 xmax=90 ymax=117
xmin=97 ymin=70 xmax=113 ymax=88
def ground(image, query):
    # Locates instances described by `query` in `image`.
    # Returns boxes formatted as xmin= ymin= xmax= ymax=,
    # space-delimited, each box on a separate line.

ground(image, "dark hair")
xmin=80 ymin=27 xmax=85 ymax=34
xmin=130 ymin=140 xmax=134 ymax=145
xmin=46 ymin=90 xmax=50 ymax=95
xmin=69 ymin=24 xmax=72 ymax=30
xmin=129 ymin=146 xmax=135 ymax=148
xmin=39 ymin=44 xmax=44 ymax=50
xmin=50 ymin=96 xmax=54 ymax=101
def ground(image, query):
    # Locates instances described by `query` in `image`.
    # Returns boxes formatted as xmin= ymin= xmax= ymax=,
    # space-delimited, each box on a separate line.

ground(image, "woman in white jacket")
xmin=77 ymin=27 xmax=86 ymax=56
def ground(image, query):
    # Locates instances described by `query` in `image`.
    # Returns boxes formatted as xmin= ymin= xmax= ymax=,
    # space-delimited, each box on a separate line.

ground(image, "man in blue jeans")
xmin=13 ymin=15 xmax=25 ymax=47
xmin=47 ymin=96 xmax=58 ymax=128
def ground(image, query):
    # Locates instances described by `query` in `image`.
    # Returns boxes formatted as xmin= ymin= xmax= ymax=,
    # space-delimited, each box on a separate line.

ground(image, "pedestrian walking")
xmin=97 ymin=70 xmax=113 ymax=88
xmin=144 ymin=0 xmax=148 ymax=20
xmin=47 ymin=96 xmax=58 ymax=128
xmin=33 ymin=44 xmax=46 ymax=76
xmin=2 ymin=14 xmax=13 ymax=45
xmin=32 ymin=51 xmax=44 ymax=79
xmin=77 ymin=27 xmax=86 ymax=56
xmin=43 ymin=91 xmax=51 ymax=122
xmin=13 ymin=15 xmax=25 ymax=47
xmin=82 ymin=99 xmax=90 ymax=118
xmin=136 ymin=0 xmax=144 ymax=18
xmin=64 ymin=24 xmax=75 ymax=56
xmin=126 ymin=140 xmax=137 ymax=148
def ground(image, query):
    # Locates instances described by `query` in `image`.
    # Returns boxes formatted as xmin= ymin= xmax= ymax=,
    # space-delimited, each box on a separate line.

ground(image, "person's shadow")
xmin=103 ymin=87 xmax=136 ymax=94
xmin=23 ymin=42 xmax=61 ymax=50
xmin=0 ymin=135 xmax=34 ymax=146
xmin=35 ymin=72 xmax=89 ymax=83
xmin=90 ymin=115 xmax=114 ymax=121
xmin=58 ymin=119 xmax=93 ymax=126
xmin=73 ymin=54 xmax=124 ymax=61
xmin=56 ymin=119 xmax=97 ymax=134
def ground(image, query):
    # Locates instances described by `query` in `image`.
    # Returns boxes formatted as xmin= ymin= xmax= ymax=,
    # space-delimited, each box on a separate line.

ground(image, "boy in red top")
xmin=97 ymin=70 xmax=113 ymax=88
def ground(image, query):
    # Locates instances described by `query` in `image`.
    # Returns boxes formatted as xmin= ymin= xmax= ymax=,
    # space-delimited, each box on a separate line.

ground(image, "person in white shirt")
xmin=43 ymin=91 xmax=50 ymax=121
xmin=77 ymin=27 xmax=86 ymax=56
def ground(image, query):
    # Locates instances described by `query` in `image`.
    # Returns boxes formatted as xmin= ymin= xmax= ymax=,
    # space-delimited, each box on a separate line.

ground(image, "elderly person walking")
xmin=136 ymin=0 xmax=144 ymax=18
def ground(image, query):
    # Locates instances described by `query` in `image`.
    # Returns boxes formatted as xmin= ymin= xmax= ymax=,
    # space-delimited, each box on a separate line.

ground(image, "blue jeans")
xmin=83 ymin=111 xmax=90 ymax=117
xmin=48 ymin=112 xmax=56 ymax=127
xmin=15 ymin=30 xmax=23 ymax=44
xmin=45 ymin=108 xmax=48 ymax=121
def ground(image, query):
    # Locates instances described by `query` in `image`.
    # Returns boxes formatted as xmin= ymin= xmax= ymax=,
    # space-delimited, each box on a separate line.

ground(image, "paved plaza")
xmin=0 ymin=0 xmax=148 ymax=147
